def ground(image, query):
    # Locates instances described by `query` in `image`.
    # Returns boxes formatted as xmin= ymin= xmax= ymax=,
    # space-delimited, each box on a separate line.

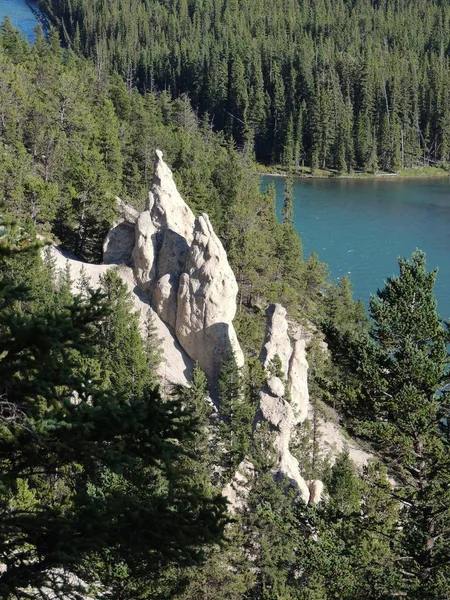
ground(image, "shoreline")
xmin=257 ymin=166 xmax=450 ymax=181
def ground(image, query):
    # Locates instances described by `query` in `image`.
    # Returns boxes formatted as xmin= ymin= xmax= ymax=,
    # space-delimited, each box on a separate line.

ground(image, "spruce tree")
xmin=341 ymin=250 xmax=450 ymax=597
xmin=218 ymin=349 xmax=253 ymax=479
xmin=0 ymin=217 xmax=227 ymax=598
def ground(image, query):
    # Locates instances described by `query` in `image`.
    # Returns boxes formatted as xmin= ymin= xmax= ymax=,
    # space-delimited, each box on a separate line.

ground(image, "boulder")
xmin=103 ymin=219 xmax=135 ymax=266
xmin=267 ymin=375 xmax=285 ymax=398
xmin=308 ymin=480 xmax=324 ymax=504
xmin=103 ymin=198 xmax=139 ymax=266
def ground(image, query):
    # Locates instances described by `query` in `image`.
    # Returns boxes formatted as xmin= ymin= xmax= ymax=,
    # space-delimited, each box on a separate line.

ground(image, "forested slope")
xmin=40 ymin=0 xmax=450 ymax=171
xmin=2 ymin=14 xmax=450 ymax=600
xmin=0 ymin=16 xmax=356 ymax=334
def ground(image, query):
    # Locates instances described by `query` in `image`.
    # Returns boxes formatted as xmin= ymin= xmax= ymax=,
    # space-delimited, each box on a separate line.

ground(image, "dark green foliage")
xmin=174 ymin=521 xmax=254 ymax=600
xmin=0 ymin=220 xmax=227 ymax=598
xmin=177 ymin=362 xmax=215 ymax=476
xmin=40 ymin=0 xmax=450 ymax=170
xmin=5 ymin=12 xmax=450 ymax=599
xmin=97 ymin=269 xmax=159 ymax=400
xmin=329 ymin=250 xmax=450 ymax=597
xmin=0 ymin=24 xmax=332 ymax=331
xmin=323 ymin=275 xmax=369 ymax=335
xmin=218 ymin=350 xmax=255 ymax=479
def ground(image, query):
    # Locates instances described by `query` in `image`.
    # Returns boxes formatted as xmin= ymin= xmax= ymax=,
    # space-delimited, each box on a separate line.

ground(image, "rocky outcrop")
xmin=151 ymin=149 xmax=196 ymax=243
xmin=288 ymin=338 xmax=309 ymax=423
xmin=308 ymin=480 xmax=324 ymax=504
xmin=103 ymin=150 xmax=244 ymax=382
xmin=260 ymin=304 xmax=309 ymax=425
xmin=257 ymin=379 xmax=311 ymax=503
xmin=103 ymin=198 xmax=139 ymax=266
xmin=260 ymin=304 xmax=292 ymax=375
xmin=176 ymin=214 xmax=244 ymax=380
xmin=222 ymin=459 xmax=255 ymax=513
xmin=45 ymin=245 xmax=193 ymax=387
xmin=255 ymin=303 xmax=320 ymax=504
xmin=133 ymin=210 xmax=159 ymax=289
xmin=50 ymin=150 xmax=371 ymax=515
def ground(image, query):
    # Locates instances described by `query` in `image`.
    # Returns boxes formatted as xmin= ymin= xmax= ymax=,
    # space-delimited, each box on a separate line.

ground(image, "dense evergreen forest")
xmin=39 ymin=0 xmax=450 ymax=171
xmin=1 ymin=8 xmax=450 ymax=600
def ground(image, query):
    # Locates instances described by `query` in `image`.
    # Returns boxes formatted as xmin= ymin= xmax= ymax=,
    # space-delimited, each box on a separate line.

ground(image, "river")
xmin=0 ymin=0 xmax=44 ymax=43
xmin=262 ymin=176 xmax=450 ymax=320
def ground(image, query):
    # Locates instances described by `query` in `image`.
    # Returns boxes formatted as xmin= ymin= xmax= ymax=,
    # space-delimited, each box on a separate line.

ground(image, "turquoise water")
xmin=0 ymin=0 xmax=42 ymax=43
xmin=262 ymin=176 xmax=450 ymax=320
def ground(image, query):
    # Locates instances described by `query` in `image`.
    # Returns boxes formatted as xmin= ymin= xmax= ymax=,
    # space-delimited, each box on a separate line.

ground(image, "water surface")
xmin=262 ymin=176 xmax=450 ymax=320
xmin=0 ymin=0 xmax=42 ymax=43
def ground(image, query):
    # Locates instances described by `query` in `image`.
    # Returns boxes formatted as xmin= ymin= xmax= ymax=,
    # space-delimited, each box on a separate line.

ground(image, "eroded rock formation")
xmin=176 ymin=214 xmax=243 ymax=380
xmin=255 ymin=303 xmax=322 ymax=504
xmin=53 ymin=150 xmax=370 ymax=512
xmin=104 ymin=150 xmax=244 ymax=381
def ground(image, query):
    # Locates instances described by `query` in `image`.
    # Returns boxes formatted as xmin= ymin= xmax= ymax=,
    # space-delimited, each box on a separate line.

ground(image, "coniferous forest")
xmin=1 ymin=1 xmax=450 ymax=598
xmin=39 ymin=0 xmax=450 ymax=171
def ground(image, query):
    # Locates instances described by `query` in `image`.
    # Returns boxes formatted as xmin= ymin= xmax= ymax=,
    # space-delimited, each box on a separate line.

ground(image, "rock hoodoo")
xmin=255 ymin=303 xmax=321 ymax=504
xmin=176 ymin=213 xmax=244 ymax=380
xmin=104 ymin=150 xmax=244 ymax=381
xmin=55 ymin=150 xmax=370 ymax=512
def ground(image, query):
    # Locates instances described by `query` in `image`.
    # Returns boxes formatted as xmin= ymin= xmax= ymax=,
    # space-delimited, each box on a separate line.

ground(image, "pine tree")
xmin=282 ymin=175 xmax=294 ymax=226
xmin=0 ymin=221 xmax=227 ymax=597
xmin=218 ymin=350 xmax=253 ymax=479
xmin=341 ymin=250 xmax=450 ymax=597
xmin=97 ymin=269 xmax=154 ymax=402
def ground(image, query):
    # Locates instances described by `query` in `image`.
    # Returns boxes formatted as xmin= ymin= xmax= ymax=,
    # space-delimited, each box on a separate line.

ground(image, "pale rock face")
xmin=257 ymin=383 xmax=311 ymax=503
xmin=103 ymin=220 xmax=135 ymax=265
xmin=267 ymin=375 xmax=285 ymax=398
xmin=44 ymin=245 xmax=192 ymax=387
xmin=153 ymin=273 xmax=178 ymax=329
xmin=133 ymin=210 xmax=158 ymax=289
xmin=151 ymin=150 xmax=196 ymax=244
xmin=133 ymin=148 xmax=195 ymax=289
xmin=308 ymin=480 xmax=324 ymax=504
xmin=288 ymin=338 xmax=309 ymax=423
xmin=108 ymin=150 xmax=244 ymax=383
xmin=103 ymin=198 xmax=140 ymax=266
xmin=260 ymin=304 xmax=292 ymax=376
xmin=116 ymin=196 xmax=140 ymax=224
xmin=259 ymin=387 xmax=292 ymax=431
xmin=152 ymin=229 xmax=190 ymax=329
xmin=155 ymin=229 xmax=190 ymax=281
xmin=175 ymin=213 xmax=244 ymax=380
xmin=255 ymin=303 xmax=320 ymax=504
